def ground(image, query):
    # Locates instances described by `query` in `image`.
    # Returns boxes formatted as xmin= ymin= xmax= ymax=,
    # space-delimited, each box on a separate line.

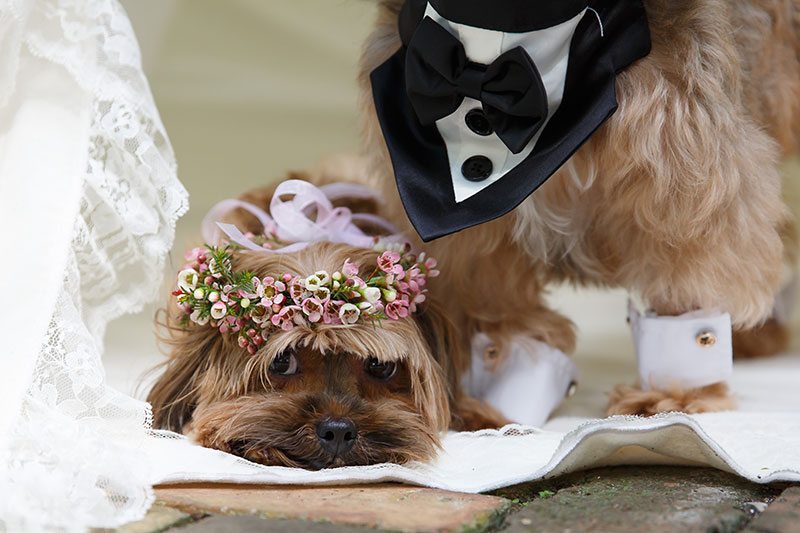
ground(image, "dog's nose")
xmin=316 ymin=417 xmax=357 ymax=456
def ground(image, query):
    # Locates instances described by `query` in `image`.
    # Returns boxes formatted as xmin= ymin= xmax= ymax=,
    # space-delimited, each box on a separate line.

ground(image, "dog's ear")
xmin=413 ymin=301 xmax=465 ymax=407
xmin=148 ymin=318 xmax=223 ymax=432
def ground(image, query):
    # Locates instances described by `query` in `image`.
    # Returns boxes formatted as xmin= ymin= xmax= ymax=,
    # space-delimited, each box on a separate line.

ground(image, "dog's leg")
xmin=418 ymin=220 xmax=579 ymax=426
xmin=733 ymin=220 xmax=799 ymax=358
xmin=573 ymin=1 xmax=794 ymax=415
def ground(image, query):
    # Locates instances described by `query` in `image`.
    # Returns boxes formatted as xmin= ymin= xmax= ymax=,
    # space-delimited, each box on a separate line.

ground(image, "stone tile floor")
xmin=118 ymin=466 xmax=799 ymax=532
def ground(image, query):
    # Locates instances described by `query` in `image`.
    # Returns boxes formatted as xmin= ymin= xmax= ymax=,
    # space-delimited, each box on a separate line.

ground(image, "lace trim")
xmin=1 ymin=0 xmax=187 ymax=529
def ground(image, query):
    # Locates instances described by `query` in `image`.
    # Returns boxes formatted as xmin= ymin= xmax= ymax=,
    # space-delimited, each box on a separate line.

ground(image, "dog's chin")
xmin=191 ymin=395 xmax=441 ymax=469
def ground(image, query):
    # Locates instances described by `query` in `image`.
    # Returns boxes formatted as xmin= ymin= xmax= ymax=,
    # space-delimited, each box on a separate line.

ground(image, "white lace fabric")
xmin=0 ymin=0 xmax=187 ymax=529
xmin=140 ymin=353 xmax=800 ymax=493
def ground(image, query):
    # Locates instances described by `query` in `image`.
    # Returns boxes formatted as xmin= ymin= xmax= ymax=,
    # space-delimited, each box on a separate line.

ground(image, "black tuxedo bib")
xmin=370 ymin=0 xmax=651 ymax=241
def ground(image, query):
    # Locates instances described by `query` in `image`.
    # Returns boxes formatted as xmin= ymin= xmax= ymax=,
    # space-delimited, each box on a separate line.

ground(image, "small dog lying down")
xmin=148 ymin=166 xmax=510 ymax=469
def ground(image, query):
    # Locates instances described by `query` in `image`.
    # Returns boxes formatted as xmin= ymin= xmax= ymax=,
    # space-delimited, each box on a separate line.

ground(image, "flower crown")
xmin=173 ymin=244 xmax=440 ymax=354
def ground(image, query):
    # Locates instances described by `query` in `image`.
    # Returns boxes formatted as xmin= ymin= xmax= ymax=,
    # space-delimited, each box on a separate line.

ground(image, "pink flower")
xmin=301 ymin=297 xmax=325 ymax=323
xmin=424 ymin=258 xmax=439 ymax=277
xmin=189 ymin=309 xmax=209 ymax=326
xmin=256 ymin=276 xmax=287 ymax=306
xmin=342 ymin=259 xmax=359 ymax=276
xmin=289 ymin=277 xmax=307 ymax=304
xmin=408 ymin=292 xmax=426 ymax=313
xmin=249 ymin=303 xmax=272 ymax=324
xmin=377 ymin=251 xmax=403 ymax=275
xmin=184 ymin=247 xmax=206 ymax=263
xmin=271 ymin=305 xmax=303 ymax=331
xmin=350 ymin=276 xmax=367 ymax=290
xmin=384 ymin=300 xmax=410 ymax=320
xmin=323 ymin=300 xmax=344 ymax=324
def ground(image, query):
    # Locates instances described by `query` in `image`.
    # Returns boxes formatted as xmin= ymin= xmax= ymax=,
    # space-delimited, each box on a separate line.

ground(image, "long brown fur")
xmin=148 ymin=163 xmax=508 ymax=468
xmin=358 ymin=0 xmax=800 ymax=416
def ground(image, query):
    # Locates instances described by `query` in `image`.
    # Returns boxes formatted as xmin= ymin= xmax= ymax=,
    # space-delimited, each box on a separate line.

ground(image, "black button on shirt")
xmin=461 ymin=155 xmax=493 ymax=181
xmin=465 ymin=109 xmax=494 ymax=136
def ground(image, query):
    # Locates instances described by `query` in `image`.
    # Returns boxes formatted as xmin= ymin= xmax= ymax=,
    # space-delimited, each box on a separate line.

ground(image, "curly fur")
xmin=358 ymin=0 xmax=800 ymax=415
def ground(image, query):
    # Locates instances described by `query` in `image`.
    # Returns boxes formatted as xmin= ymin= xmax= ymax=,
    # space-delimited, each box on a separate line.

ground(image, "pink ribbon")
xmin=201 ymin=180 xmax=404 ymax=253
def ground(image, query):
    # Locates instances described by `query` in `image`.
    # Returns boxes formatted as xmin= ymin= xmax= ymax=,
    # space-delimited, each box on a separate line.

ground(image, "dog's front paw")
xmin=606 ymin=382 xmax=735 ymax=416
xmin=451 ymin=396 xmax=511 ymax=432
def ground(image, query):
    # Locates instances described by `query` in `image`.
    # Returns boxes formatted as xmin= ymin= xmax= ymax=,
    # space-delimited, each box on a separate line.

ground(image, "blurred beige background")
xmin=123 ymin=0 xmax=378 ymax=235
xmin=107 ymin=1 xmax=799 ymax=407
xmin=108 ymin=0 xmax=381 ymax=395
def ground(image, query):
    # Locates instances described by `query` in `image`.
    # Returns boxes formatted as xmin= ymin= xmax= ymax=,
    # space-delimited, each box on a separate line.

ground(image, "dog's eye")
xmin=364 ymin=358 xmax=397 ymax=380
xmin=269 ymin=351 xmax=299 ymax=376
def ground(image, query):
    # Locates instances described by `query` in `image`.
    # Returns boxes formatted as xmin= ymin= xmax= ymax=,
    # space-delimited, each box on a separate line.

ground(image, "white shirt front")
xmin=424 ymin=3 xmax=587 ymax=202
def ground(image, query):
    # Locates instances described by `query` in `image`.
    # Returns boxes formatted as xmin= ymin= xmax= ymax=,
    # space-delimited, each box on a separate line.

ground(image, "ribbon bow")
xmin=405 ymin=17 xmax=549 ymax=155
xmin=201 ymin=180 xmax=403 ymax=254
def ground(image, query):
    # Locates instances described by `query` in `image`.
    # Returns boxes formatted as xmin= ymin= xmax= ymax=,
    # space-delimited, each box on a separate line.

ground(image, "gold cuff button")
xmin=484 ymin=345 xmax=499 ymax=361
xmin=566 ymin=381 xmax=578 ymax=398
xmin=696 ymin=330 xmax=717 ymax=347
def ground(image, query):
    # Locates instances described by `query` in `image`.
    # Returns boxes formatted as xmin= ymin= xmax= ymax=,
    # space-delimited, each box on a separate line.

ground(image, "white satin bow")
xmin=201 ymin=180 xmax=403 ymax=253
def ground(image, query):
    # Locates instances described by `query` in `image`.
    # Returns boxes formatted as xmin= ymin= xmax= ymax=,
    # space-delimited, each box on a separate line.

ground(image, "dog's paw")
xmin=451 ymin=396 xmax=511 ymax=431
xmin=606 ymin=382 xmax=735 ymax=417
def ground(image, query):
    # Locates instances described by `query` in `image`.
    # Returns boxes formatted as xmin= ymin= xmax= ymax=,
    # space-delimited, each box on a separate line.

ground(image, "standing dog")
xmin=358 ymin=0 xmax=800 ymax=414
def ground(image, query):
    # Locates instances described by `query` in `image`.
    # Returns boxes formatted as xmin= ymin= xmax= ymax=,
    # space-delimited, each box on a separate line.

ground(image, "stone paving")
xmin=119 ymin=467 xmax=799 ymax=532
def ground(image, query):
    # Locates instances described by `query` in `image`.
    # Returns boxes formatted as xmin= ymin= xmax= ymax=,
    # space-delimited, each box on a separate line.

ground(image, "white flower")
xmin=358 ymin=301 xmax=374 ymax=312
xmin=249 ymin=304 xmax=271 ymax=324
xmin=190 ymin=309 xmax=209 ymax=326
xmin=314 ymin=270 xmax=331 ymax=285
xmin=304 ymin=274 xmax=322 ymax=292
xmin=208 ymin=291 xmax=220 ymax=303
xmin=339 ymin=303 xmax=361 ymax=325
xmin=316 ymin=286 xmax=331 ymax=299
xmin=210 ymin=302 xmax=227 ymax=320
xmin=364 ymin=287 xmax=381 ymax=304
xmin=193 ymin=288 xmax=205 ymax=300
xmin=240 ymin=298 xmax=251 ymax=309
xmin=177 ymin=268 xmax=199 ymax=292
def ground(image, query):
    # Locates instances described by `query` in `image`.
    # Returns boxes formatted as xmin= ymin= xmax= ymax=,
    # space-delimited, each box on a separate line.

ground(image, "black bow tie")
xmin=405 ymin=17 xmax=549 ymax=155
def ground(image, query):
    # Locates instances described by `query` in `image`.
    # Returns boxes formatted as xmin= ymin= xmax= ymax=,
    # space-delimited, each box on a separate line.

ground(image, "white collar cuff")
xmin=628 ymin=302 xmax=733 ymax=391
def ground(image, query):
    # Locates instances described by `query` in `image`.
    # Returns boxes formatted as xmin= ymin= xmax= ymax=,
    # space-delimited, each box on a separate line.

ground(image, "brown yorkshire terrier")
xmin=148 ymin=160 xmax=507 ymax=469
xmin=358 ymin=0 xmax=800 ymax=415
